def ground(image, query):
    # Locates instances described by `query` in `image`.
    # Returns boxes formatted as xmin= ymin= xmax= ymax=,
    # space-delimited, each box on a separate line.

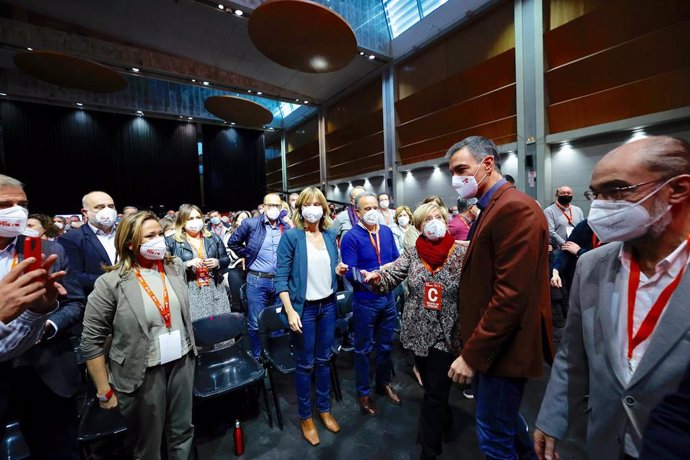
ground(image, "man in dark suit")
xmin=446 ymin=136 xmax=553 ymax=460
xmin=58 ymin=191 xmax=117 ymax=295
xmin=0 ymin=174 xmax=85 ymax=460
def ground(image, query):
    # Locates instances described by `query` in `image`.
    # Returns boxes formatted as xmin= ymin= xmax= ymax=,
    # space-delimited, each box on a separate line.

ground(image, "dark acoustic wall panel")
xmin=0 ymin=100 xmax=200 ymax=215
xmin=201 ymin=125 xmax=266 ymax=211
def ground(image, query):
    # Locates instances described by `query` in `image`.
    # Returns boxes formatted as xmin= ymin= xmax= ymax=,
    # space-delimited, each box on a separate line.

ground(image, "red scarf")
xmin=416 ymin=232 xmax=455 ymax=272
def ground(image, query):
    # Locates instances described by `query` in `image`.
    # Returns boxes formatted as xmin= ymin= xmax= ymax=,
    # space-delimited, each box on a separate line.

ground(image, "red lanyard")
xmin=556 ymin=203 xmax=573 ymax=226
xmin=134 ymin=261 xmax=172 ymax=329
xmin=367 ymin=228 xmax=381 ymax=267
xmin=592 ymin=233 xmax=602 ymax=249
xmin=627 ymin=236 xmax=690 ymax=359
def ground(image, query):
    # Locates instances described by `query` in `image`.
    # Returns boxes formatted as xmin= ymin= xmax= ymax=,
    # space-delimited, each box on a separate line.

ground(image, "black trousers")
xmin=3 ymin=366 xmax=79 ymax=460
xmin=414 ymin=348 xmax=455 ymax=458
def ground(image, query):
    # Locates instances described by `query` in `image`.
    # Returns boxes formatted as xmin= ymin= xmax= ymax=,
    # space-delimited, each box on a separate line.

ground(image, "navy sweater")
xmin=341 ymin=224 xmax=399 ymax=301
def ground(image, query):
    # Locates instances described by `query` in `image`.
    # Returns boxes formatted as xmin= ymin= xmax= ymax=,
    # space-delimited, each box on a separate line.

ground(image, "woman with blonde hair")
xmin=165 ymin=203 xmax=230 ymax=321
xmin=361 ymin=201 xmax=466 ymax=460
xmin=390 ymin=205 xmax=414 ymax=252
xmin=81 ymin=211 xmax=196 ymax=459
xmin=275 ymin=187 xmax=348 ymax=446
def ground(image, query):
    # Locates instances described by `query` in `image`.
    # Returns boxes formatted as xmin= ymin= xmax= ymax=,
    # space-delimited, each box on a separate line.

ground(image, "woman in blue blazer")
xmin=275 ymin=187 xmax=348 ymax=446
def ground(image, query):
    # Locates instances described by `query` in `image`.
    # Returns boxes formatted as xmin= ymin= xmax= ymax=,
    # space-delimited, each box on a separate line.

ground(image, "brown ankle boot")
xmin=300 ymin=418 xmax=320 ymax=446
xmin=319 ymin=412 xmax=341 ymax=433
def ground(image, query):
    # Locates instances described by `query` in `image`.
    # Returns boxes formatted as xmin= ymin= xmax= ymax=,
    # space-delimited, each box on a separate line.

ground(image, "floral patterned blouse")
xmin=374 ymin=244 xmax=466 ymax=357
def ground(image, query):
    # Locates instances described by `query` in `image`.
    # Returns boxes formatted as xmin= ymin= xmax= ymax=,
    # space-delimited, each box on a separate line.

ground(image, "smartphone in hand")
xmin=23 ymin=236 xmax=42 ymax=272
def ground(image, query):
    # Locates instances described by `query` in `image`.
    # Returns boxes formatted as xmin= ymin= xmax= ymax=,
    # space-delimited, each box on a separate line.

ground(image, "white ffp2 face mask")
xmin=265 ymin=207 xmax=281 ymax=221
xmin=452 ymin=163 xmax=489 ymax=199
xmin=397 ymin=215 xmax=410 ymax=227
xmin=423 ymin=219 xmax=447 ymax=241
xmin=0 ymin=206 xmax=28 ymax=238
xmin=587 ymin=178 xmax=674 ymax=243
xmin=301 ymin=205 xmax=324 ymax=224
xmin=140 ymin=237 xmax=166 ymax=260
xmin=379 ymin=200 xmax=390 ymax=209
xmin=361 ymin=210 xmax=379 ymax=226
xmin=185 ymin=219 xmax=204 ymax=233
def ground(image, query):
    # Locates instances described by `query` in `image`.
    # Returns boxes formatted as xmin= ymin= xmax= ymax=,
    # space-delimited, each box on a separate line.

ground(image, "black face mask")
xmin=557 ymin=195 xmax=573 ymax=206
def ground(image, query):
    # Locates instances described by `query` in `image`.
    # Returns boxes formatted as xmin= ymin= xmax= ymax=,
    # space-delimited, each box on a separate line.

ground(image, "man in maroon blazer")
xmin=447 ymin=136 xmax=553 ymax=460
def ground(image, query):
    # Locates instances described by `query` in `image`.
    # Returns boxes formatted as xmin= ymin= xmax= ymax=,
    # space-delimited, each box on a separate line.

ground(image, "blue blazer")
xmin=58 ymin=223 xmax=112 ymax=294
xmin=275 ymin=227 xmax=339 ymax=324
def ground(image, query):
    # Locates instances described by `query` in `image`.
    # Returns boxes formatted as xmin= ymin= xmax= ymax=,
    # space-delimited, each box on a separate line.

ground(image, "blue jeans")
xmin=291 ymin=299 xmax=336 ymax=420
xmin=473 ymin=373 xmax=537 ymax=460
xmin=352 ymin=296 xmax=397 ymax=396
xmin=246 ymin=273 xmax=279 ymax=359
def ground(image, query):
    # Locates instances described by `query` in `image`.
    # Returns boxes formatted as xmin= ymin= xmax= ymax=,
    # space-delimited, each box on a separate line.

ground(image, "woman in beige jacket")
xmin=80 ymin=211 xmax=196 ymax=460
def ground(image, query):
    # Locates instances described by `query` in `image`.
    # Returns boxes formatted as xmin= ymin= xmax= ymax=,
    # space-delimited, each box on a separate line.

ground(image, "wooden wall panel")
xmin=546 ymin=0 xmax=607 ymax=30
xmin=325 ymin=76 xmax=384 ymax=180
xmin=287 ymin=117 xmax=320 ymax=189
xmin=545 ymin=0 xmax=690 ymax=133
xmin=548 ymin=67 xmax=690 ymax=133
xmin=547 ymin=21 xmax=690 ymax=104
xmin=399 ymin=117 xmax=517 ymax=165
xmin=544 ymin=0 xmax=690 ymax=69
xmin=396 ymin=1 xmax=515 ymax=100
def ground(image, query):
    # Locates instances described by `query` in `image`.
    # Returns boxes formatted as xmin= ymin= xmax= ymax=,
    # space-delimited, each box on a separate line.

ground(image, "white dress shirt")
xmin=88 ymin=222 xmax=116 ymax=264
xmin=615 ymin=238 xmax=689 ymax=456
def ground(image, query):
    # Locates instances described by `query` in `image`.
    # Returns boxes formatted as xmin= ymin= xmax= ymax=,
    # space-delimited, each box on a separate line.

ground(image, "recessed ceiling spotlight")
xmin=136 ymin=110 xmax=144 ymax=115
xmin=27 ymin=47 xmax=33 ymax=51
xmin=359 ymin=51 xmax=365 ymax=56
xmin=131 ymin=67 xmax=140 ymax=72
xmin=248 ymin=89 xmax=252 ymax=93
xmin=202 ymin=81 xmax=209 ymax=86
xmin=0 ymin=92 xmax=6 ymax=96
xmin=75 ymin=102 xmax=83 ymax=107
xmin=257 ymin=91 xmax=263 ymax=95
xmin=191 ymin=79 xmax=196 ymax=82
xmin=218 ymin=4 xmax=224 ymax=9
xmin=234 ymin=9 xmax=243 ymax=16
xmin=188 ymin=117 xmax=193 ymax=120
xmin=295 ymin=98 xmax=300 ymax=102
xmin=230 ymin=122 xmax=236 ymax=125
xmin=303 ymin=100 xmax=309 ymax=104
xmin=178 ymin=115 xmax=183 ymax=119
xmin=368 ymin=54 xmax=375 ymax=60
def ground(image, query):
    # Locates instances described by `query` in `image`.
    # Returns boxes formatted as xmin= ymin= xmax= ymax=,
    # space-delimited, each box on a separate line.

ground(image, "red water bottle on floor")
xmin=233 ymin=419 xmax=244 ymax=456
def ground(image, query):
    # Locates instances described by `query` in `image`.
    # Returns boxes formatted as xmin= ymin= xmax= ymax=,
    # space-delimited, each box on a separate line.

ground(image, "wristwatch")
xmin=97 ymin=387 xmax=114 ymax=402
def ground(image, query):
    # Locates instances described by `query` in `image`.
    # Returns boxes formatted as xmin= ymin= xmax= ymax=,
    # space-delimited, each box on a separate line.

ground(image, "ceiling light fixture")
xmin=218 ymin=4 xmax=224 ymax=9
xmin=248 ymin=89 xmax=252 ymax=93
xmin=131 ymin=67 xmax=140 ymax=72
xmin=303 ymin=100 xmax=309 ymax=104
xmin=0 ymin=92 xmax=6 ymax=96
xmin=27 ymin=47 xmax=33 ymax=51
xmin=257 ymin=91 xmax=263 ymax=95
xmin=75 ymin=102 xmax=83 ymax=107
xmin=359 ymin=51 xmax=365 ymax=56
xmin=191 ymin=79 xmax=196 ymax=82
xmin=202 ymin=81 xmax=210 ymax=86
xmin=188 ymin=117 xmax=193 ymax=120
xmin=136 ymin=110 xmax=144 ymax=115
xmin=230 ymin=122 xmax=236 ymax=125
xmin=368 ymin=54 xmax=375 ymax=60
xmin=234 ymin=9 xmax=243 ymax=16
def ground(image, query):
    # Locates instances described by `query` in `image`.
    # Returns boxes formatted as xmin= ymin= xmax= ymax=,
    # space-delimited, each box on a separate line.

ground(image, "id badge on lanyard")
xmin=424 ymin=282 xmax=443 ymax=311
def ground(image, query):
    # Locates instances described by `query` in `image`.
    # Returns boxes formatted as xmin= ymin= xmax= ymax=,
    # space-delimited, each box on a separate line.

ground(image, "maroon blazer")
xmin=459 ymin=182 xmax=554 ymax=378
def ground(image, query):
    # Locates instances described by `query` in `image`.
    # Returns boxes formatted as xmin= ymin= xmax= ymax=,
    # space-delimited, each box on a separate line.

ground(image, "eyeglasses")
xmin=586 ymin=178 xmax=664 ymax=201
xmin=263 ymin=203 xmax=281 ymax=209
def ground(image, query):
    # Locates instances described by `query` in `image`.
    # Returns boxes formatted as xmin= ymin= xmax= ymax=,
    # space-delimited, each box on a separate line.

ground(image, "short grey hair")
xmin=0 ymin=175 xmax=24 ymax=190
xmin=456 ymin=198 xmax=477 ymax=213
xmin=446 ymin=136 xmax=501 ymax=168
xmin=82 ymin=191 xmax=110 ymax=209
xmin=349 ymin=185 xmax=366 ymax=201
xmin=642 ymin=136 xmax=690 ymax=177
xmin=355 ymin=192 xmax=377 ymax=210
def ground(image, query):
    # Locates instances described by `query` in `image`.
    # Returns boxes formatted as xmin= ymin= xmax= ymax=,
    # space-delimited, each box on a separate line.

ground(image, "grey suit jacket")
xmin=536 ymin=242 xmax=690 ymax=459
xmin=80 ymin=258 xmax=196 ymax=393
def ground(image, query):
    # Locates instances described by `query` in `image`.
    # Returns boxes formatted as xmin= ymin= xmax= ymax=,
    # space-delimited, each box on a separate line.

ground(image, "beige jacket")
xmin=80 ymin=258 xmax=196 ymax=393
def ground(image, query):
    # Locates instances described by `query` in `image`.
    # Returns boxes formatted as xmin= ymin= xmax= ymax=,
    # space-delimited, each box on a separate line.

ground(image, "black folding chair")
xmin=1 ymin=421 xmax=29 ymax=460
xmin=77 ymin=373 xmax=128 ymax=459
xmin=258 ymin=305 xmax=341 ymax=429
xmin=192 ymin=313 xmax=272 ymax=429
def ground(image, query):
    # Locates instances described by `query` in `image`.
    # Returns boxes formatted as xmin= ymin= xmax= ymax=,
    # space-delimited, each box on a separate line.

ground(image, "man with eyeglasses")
xmin=535 ymin=136 xmax=690 ymax=460
xmin=228 ymin=193 xmax=289 ymax=360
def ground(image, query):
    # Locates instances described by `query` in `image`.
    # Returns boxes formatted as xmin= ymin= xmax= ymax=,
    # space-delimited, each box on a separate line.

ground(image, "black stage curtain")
xmin=202 ymin=125 xmax=266 ymax=211
xmin=0 ymin=100 xmax=200 ymax=216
